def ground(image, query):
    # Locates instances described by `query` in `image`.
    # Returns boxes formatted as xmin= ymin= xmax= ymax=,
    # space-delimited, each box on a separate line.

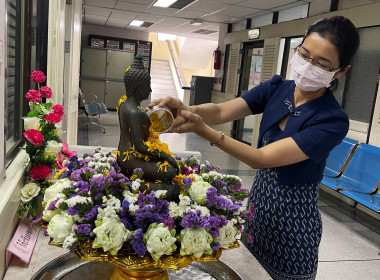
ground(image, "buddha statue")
xmin=116 ymin=55 xmax=179 ymax=201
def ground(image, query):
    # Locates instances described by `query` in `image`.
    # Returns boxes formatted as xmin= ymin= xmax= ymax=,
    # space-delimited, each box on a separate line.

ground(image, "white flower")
xmin=66 ymin=196 xmax=92 ymax=208
xmin=215 ymin=221 xmax=239 ymax=249
xmin=144 ymin=223 xmax=177 ymax=260
xmin=92 ymin=218 xmax=127 ymax=255
xmin=188 ymin=181 xmax=213 ymax=205
xmin=192 ymin=174 xmax=203 ymax=182
xmin=20 ymin=182 xmax=41 ymax=202
xmin=42 ymin=198 xmax=62 ymax=221
xmin=43 ymin=178 xmax=71 ymax=203
xmin=44 ymin=140 xmax=63 ymax=155
xmin=97 ymin=195 xmax=121 ymax=220
xmin=131 ymin=179 xmax=141 ymax=193
xmin=191 ymin=205 xmax=210 ymax=217
xmin=154 ymin=190 xmax=167 ymax=199
xmin=179 ymin=228 xmax=213 ymax=258
xmin=63 ymin=233 xmax=78 ymax=250
xmin=24 ymin=117 xmax=40 ymax=131
xmin=47 ymin=212 xmax=74 ymax=245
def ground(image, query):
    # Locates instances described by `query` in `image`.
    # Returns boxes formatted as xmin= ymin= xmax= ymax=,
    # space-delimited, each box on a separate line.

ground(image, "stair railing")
xmin=167 ymin=40 xmax=187 ymax=101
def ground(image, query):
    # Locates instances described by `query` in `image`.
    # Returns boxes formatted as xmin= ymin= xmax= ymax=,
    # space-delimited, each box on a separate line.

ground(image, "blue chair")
xmin=342 ymin=191 xmax=380 ymax=213
xmin=332 ymin=143 xmax=380 ymax=195
xmin=78 ymin=89 xmax=109 ymax=133
xmin=323 ymin=137 xmax=358 ymax=178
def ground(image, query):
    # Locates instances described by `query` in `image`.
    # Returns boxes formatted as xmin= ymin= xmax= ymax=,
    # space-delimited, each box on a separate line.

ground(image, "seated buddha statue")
xmin=116 ymin=55 xmax=179 ymax=201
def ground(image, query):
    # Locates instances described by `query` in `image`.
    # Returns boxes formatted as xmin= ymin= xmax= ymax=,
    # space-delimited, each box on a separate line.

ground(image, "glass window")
xmin=278 ymin=4 xmax=308 ymax=23
xmin=106 ymin=39 xmax=120 ymax=49
xmin=90 ymin=38 xmax=104 ymax=48
xmin=232 ymin=19 xmax=247 ymax=32
xmin=250 ymin=13 xmax=273 ymax=28
xmin=5 ymin=0 xmax=24 ymax=158
xmin=342 ymin=26 xmax=380 ymax=123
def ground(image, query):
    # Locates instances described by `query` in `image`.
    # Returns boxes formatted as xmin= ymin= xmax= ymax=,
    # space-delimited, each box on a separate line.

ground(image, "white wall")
xmin=0 ymin=0 xmax=5 ymax=183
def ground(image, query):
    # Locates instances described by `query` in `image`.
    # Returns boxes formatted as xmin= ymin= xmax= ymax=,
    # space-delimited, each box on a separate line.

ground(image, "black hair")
xmin=124 ymin=54 xmax=151 ymax=96
xmin=302 ymin=16 xmax=360 ymax=67
xmin=302 ymin=16 xmax=360 ymax=91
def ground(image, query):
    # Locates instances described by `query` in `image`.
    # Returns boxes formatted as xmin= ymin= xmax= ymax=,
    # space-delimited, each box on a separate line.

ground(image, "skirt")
xmin=242 ymin=168 xmax=322 ymax=280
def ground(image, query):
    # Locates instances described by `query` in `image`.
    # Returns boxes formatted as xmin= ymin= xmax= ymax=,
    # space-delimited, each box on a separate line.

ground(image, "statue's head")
xmin=124 ymin=54 xmax=151 ymax=100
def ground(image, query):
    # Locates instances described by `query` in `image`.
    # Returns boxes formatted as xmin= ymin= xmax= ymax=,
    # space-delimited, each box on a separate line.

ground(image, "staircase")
xmin=150 ymin=59 xmax=178 ymax=101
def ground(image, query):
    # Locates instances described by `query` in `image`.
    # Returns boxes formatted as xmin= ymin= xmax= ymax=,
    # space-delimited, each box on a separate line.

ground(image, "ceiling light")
xmin=153 ymin=0 xmax=177 ymax=8
xmin=130 ymin=20 xmax=144 ymax=26
xmin=190 ymin=19 xmax=203 ymax=26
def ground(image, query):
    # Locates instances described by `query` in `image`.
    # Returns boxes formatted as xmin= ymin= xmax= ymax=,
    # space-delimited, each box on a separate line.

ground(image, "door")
xmin=232 ymin=41 xmax=264 ymax=144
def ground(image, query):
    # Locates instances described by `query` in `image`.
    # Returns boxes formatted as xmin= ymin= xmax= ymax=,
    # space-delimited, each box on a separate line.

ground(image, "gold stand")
xmin=73 ymin=240 xmax=239 ymax=280
xmin=110 ymin=266 xmax=169 ymax=280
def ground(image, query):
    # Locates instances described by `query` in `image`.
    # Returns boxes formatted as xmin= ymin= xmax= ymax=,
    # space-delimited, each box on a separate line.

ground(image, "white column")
xmin=63 ymin=0 xmax=82 ymax=145
xmin=47 ymin=0 xmax=66 ymax=106
xmin=368 ymin=78 xmax=380 ymax=146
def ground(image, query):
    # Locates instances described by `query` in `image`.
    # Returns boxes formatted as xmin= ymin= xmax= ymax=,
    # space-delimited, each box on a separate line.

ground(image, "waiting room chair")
xmin=78 ymin=88 xmax=109 ymax=133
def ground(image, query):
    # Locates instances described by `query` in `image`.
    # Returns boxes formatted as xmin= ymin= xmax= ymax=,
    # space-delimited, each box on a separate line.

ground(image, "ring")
xmin=176 ymin=126 xmax=179 ymax=133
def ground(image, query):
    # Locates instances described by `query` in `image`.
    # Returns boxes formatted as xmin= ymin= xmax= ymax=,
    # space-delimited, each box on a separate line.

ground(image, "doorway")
xmin=232 ymin=41 xmax=264 ymax=144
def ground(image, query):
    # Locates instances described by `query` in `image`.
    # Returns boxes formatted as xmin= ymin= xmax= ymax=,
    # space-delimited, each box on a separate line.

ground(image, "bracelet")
xmin=210 ymin=131 xmax=225 ymax=146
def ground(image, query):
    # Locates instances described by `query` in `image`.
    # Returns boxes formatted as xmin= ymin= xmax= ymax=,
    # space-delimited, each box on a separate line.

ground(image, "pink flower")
xmin=25 ymin=90 xmax=41 ymax=102
xmin=51 ymin=104 xmax=65 ymax=116
xmin=31 ymin=70 xmax=46 ymax=83
xmin=30 ymin=164 xmax=51 ymax=180
xmin=44 ymin=113 xmax=62 ymax=124
xmin=40 ymin=86 xmax=52 ymax=98
xmin=24 ymin=129 xmax=44 ymax=146
xmin=61 ymin=141 xmax=77 ymax=158
xmin=56 ymin=153 xmax=66 ymax=169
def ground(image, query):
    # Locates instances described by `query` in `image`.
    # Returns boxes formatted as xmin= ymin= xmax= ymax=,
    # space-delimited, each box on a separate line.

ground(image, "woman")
xmin=147 ymin=16 xmax=360 ymax=279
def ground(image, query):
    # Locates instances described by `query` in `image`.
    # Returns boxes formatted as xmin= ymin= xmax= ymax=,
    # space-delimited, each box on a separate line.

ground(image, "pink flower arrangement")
xmin=19 ymin=70 xmax=77 ymax=217
xmin=31 ymin=70 xmax=46 ymax=83
xmin=40 ymin=86 xmax=52 ymax=98
xmin=26 ymin=89 xmax=41 ymax=102
xmin=30 ymin=164 xmax=52 ymax=180
xmin=44 ymin=113 xmax=62 ymax=124
xmin=24 ymin=129 xmax=44 ymax=146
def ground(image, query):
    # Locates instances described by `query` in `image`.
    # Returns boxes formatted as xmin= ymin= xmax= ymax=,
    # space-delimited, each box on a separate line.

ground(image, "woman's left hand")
xmin=170 ymin=110 xmax=207 ymax=134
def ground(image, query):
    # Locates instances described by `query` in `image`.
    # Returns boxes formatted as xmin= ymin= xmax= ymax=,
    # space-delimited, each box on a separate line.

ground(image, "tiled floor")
xmin=77 ymin=112 xmax=380 ymax=280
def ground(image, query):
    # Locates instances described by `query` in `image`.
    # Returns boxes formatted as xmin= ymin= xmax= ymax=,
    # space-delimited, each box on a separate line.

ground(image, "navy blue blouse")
xmin=241 ymin=75 xmax=349 ymax=185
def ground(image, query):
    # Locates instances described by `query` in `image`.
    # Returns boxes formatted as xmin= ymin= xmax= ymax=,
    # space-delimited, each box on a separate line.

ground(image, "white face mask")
xmin=289 ymin=52 xmax=338 ymax=92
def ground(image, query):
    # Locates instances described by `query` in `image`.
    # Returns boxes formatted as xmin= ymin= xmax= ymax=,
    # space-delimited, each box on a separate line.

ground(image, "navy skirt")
xmin=242 ymin=168 xmax=322 ymax=280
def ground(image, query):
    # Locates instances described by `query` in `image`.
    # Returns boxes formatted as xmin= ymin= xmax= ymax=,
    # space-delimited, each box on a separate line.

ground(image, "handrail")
xmin=167 ymin=40 xmax=187 ymax=88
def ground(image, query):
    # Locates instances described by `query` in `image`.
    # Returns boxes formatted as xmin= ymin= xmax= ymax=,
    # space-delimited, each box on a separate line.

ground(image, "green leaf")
xmin=43 ymin=103 xmax=53 ymax=110
xmin=26 ymin=111 xmax=38 ymax=118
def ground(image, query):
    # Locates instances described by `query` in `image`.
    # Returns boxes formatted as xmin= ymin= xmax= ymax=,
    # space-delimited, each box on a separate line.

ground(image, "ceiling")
xmin=82 ymin=0 xmax=316 ymax=41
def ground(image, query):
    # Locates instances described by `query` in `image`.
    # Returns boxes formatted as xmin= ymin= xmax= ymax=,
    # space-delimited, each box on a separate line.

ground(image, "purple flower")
xmin=30 ymin=217 xmax=42 ymax=228
xmin=77 ymin=223 xmax=92 ymax=235
xmin=163 ymin=217 xmax=175 ymax=228
xmin=181 ymin=167 xmax=192 ymax=175
xmin=84 ymin=205 xmax=100 ymax=221
xmin=129 ymin=229 xmax=146 ymax=257
xmin=47 ymin=198 xmax=60 ymax=210
xmin=183 ymin=177 xmax=194 ymax=188
xmin=67 ymin=205 xmax=82 ymax=216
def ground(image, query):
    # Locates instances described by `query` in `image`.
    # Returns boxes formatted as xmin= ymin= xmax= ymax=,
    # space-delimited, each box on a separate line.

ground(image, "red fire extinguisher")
xmin=213 ymin=46 xmax=221 ymax=70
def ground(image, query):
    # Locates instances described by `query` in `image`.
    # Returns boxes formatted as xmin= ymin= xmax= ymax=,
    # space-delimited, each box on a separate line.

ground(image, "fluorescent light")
xmin=153 ymin=0 xmax=177 ymax=8
xmin=130 ymin=20 xmax=144 ymax=26
xmin=157 ymin=33 xmax=176 ymax=41
xmin=190 ymin=19 xmax=203 ymax=26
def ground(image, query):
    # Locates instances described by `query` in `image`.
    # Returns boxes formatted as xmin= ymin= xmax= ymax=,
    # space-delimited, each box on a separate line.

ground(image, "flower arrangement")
xmin=20 ymin=70 xmax=77 ymax=217
xmin=31 ymin=147 xmax=255 ymax=261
